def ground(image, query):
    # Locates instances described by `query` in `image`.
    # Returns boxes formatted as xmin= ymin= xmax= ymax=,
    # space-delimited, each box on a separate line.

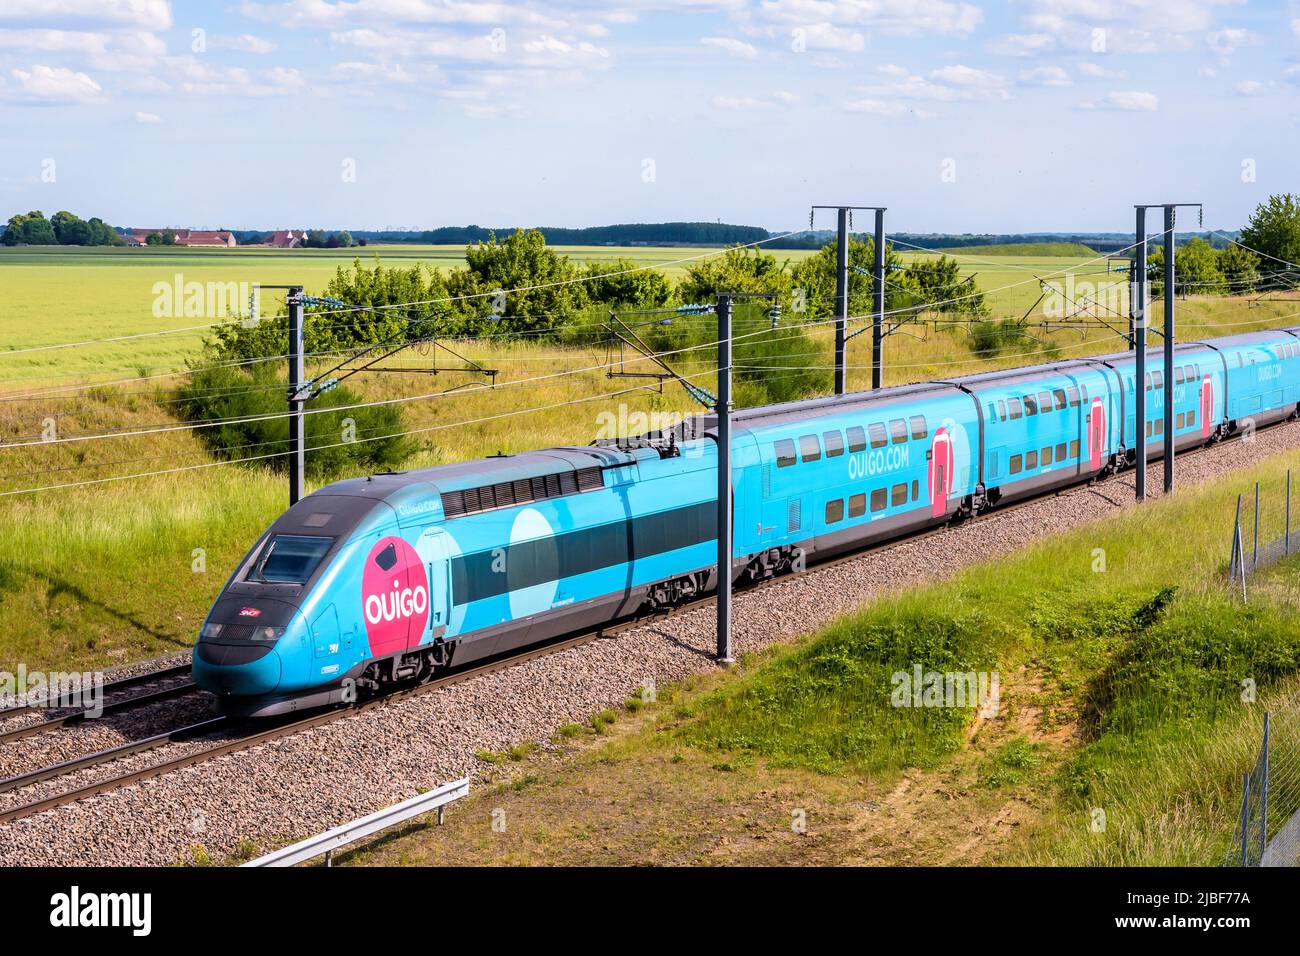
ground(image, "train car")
xmin=193 ymin=327 xmax=1300 ymax=716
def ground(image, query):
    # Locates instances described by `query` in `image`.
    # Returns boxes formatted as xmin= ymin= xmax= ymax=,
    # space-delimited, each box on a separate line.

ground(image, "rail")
xmin=241 ymin=776 xmax=470 ymax=867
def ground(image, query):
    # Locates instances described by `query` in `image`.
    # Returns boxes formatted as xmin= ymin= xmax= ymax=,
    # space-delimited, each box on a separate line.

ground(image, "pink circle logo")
xmin=361 ymin=536 xmax=429 ymax=656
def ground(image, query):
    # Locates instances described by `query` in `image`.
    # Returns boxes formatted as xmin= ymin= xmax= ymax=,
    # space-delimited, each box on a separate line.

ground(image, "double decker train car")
xmin=193 ymin=327 xmax=1300 ymax=715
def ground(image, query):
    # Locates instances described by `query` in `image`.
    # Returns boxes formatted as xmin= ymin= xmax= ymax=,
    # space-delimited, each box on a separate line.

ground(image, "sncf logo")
xmin=238 ymin=607 xmax=261 ymax=618
xmin=361 ymin=536 xmax=430 ymax=655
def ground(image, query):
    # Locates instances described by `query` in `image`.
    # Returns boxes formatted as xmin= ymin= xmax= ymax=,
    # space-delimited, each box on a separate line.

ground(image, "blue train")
xmin=193 ymin=328 xmax=1300 ymax=715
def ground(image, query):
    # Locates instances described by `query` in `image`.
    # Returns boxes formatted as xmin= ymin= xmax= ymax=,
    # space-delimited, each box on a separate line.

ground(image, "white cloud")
xmin=758 ymin=0 xmax=982 ymax=37
xmin=0 ymin=29 xmax=110 ymax=55
xmin=931 ymin=64 xmax=1006 ymax=88
xmin=1020 ymin=65 xmax=1072 ymax=86
xmin=1081 ymin=89 xmax=1159 ymax=111
xmin=790 ymin=22 xmax=867 ymax=52
xmin=7 ymin=64 xmax=104 ymax=103
xmin=212 ymin=34 xmax=279 ymax=54
xmin=701 ymin=36 xmax=758 ymax=58
xmin=0 ymin=0 xmax=172 ymax=30
xmin=988 ymin=33 xmax=1055 ymax=56
xmin=856 ymin=63 xmax=1009 ymax=104
xmin=134 ymin=110 xmax=161 ymax=122
xmin=1205 ymin=27 xmax=1250 ymax=57
xmin=522 ymin=35 xmax=609 ymax=58
xmin=1077 ymin=61 xmax=1126 ymax=78
xmin=1234 ymin=79 xmax=1267 ymax=95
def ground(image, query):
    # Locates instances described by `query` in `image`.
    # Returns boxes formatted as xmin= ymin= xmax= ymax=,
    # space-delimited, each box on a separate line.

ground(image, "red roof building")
xmin=130 ymin=228 xmax=237 ymax=247
xmin=266 ymin=230 xmax=309 ymax=249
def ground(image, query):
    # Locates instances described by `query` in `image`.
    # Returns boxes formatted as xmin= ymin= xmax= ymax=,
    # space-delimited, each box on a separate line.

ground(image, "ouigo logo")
xmin=361 ymin=537 xmax=429 ymax=655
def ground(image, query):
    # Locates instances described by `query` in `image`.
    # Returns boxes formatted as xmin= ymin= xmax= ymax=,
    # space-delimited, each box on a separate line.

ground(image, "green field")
xmin=0 ymin=243 xmax=1124 ymax=386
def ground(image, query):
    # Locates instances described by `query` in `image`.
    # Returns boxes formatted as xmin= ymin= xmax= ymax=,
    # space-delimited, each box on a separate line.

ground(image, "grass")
xmin=343 ymin=444 xmax=1300 ymax=867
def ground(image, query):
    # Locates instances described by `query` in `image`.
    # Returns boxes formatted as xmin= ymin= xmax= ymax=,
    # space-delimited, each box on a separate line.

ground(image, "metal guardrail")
xmin=242 ymin=776 xmax=470 ymax=867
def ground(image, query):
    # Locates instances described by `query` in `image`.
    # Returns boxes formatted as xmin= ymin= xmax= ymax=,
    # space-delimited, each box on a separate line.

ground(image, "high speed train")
xmin=193 ymin=328 xmax=1300 ymax=715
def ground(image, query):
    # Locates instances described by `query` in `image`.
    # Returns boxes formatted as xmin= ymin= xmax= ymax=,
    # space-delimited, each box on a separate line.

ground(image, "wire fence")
xmin=1226 ymin=469 xmax=1300 ymax=598
xmin=1231 ymin=694 xmax=1300 ymax=866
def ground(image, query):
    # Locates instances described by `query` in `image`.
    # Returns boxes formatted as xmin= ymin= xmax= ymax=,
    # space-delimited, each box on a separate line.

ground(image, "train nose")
xmin=193 ymin=635 xmax=283 ymax=695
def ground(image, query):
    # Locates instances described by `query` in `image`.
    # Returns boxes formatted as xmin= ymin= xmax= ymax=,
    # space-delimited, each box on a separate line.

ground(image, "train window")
xmin=849 ymin=493 xmax=866 ymax=518
xmin=1067 ymin=386 xmax=1081 ymax=407
xmin=1038 ymin=391 xmax=1053 ymax=413
xmin=1188 ymin=409 xmax=1196 ymax=427
xmin=1010 ymin=454 xmax=1023 ymax=475
xmin=998 ymin=399 xmax=1007 ymax=419
xmin=889 ymin=419 xmax=908 ymax=444
xmin=799 ymin=434 xmax=821 ymax=463
xmin=1041 ymin=446 xmax=1053 ymax=466
xmin=826 ymin=499 xmax=844 ymax=524
xmin=1146 ymin=421 xmax=1153 ymax=438
xmin=847 ymin=426 xmax=867 ymax=453
xmin=1055 ymin=442 xmax=1067 ymax=461
xmin=1174 ymin=367 xmax=1185 ymax=385
xmin=1081 ymin=385 xmax=1089 ymax=403
xmin=1155 ymin=418 xmax=1164 ymax=435
xmin=1145 ymin=374 xmax=1152 ymax=391
xmin=912 ymin=479 xmax=920 ymax=500
xmin=824 ymin=430 xmax=845 ymax=457
xmin=253 ymin=535 xmax=333 ymax=585
xmin=1053 ymin=389 xmax=1067 ymax=410
xmin=891 ymin=483 xmax=908 ymax=507
xmin=1070 ymin=439 xmax=1080 ymax=458
xmin=909 ymin=415 xmax=928 ymax=440
xmin=869 ymin=422 xmax=888 ymax=448
xmin=774 ymin=439 xmax=797 ymax=468
xmin=870 ymin=488 xmax=887 ymax=512
xmin=1026 ymin=450 xmax=1038 ymax=469
xmin=988 ymin=403 xmax=997 ymax=423
xmin=1176 ymin=412 xmax=1185 ymax=429
xmin=1153 ymin=370 xmax=1163 ymax=389
xmin=1008 ymin=397 xmax=1023 ymax=419
xmin=1023 ymin=395 xmax=1038 ymax=416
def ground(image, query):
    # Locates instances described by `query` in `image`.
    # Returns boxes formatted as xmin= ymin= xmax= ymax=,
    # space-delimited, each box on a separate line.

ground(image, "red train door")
xmin=929 ymin=427 xmax=953 ymax=517
xmin=1201 ymin=374 xmax=1214 ymax=437
xmin=1088 ymin=397 xmax=1105 ymax=470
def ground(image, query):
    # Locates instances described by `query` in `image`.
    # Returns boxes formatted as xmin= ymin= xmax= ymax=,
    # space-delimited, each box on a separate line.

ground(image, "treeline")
xmin=351 ymin=222 xmax=770 ymax=246
xmin=1143 ymin=197 xmax=1300 ymax=296
xmin=2 ymin=210 xmax=121 ymax=246
xmin=234 ymin=229 xmax=362 ymax=248
xmin=210 ymin=228 xmax=987 ymax=362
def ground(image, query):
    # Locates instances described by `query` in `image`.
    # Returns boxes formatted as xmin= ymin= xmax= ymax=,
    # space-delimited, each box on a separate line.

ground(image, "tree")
xmin=582 ymin=258 xmax=673 ymax=307
xmin=1218 ymin=243 xmax=1260 ymax=295
xmin=1239 ymin=194 xmax=1300 ymax=289
xmin=18 ymin=212 xmax=56 ymax=245
xmin=146 ymin=229 xmax=176 ymax=246
xmin=677 ymin=246 xmax=792 ymax=306
xmin=897 ymin=255 xmax=987 ymax=314
xmin=457 ymin=229 xmax=590 ymax=332
xmin=51 ymin=210 xmax=92 ymax=246
xmin=788 ymin=237 xmax=910 ymax=319
xmin=338 ymin=230 xmax=354 ymax=248
xmin=1175 ymin=237 xmax=1226 ymax=296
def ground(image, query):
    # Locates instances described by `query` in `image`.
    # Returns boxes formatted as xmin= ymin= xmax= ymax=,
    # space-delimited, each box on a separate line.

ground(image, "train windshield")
xmin=252 ymin=535 xmax=334 ymax=584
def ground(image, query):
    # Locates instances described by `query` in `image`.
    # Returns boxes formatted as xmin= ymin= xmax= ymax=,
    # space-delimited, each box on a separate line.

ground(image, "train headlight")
xmin=200 ymin=623 xmax=223 ymax=640
xmin=255 ymin=627 xmax=287 ymax=642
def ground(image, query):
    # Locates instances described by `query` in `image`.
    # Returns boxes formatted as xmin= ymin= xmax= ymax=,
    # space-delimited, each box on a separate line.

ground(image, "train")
xmin=192 ymin=327 xmax=1300 ymax=716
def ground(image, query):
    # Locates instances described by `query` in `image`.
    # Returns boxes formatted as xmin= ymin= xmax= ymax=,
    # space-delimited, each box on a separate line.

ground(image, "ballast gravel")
xmin=0 ymin=425 xmax=1296 ymax=866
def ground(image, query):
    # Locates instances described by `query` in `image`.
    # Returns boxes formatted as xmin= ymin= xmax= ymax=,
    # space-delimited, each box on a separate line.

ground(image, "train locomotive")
xmin=193 ymin=328 xmax=1300 ymax=716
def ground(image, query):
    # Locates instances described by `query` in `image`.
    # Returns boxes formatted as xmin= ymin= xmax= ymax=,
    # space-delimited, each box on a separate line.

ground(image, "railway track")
xmin=0 ymin=425 xmax=1274 ymax=827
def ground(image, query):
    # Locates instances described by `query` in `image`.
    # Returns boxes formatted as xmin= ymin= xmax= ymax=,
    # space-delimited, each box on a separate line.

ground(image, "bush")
xmin=177 ymin=361 xmax=413 ymax=481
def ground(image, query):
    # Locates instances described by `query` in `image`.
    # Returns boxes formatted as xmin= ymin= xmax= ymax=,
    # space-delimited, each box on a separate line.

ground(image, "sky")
xmin=0 ymin=0 xmax=1296 ymax=234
